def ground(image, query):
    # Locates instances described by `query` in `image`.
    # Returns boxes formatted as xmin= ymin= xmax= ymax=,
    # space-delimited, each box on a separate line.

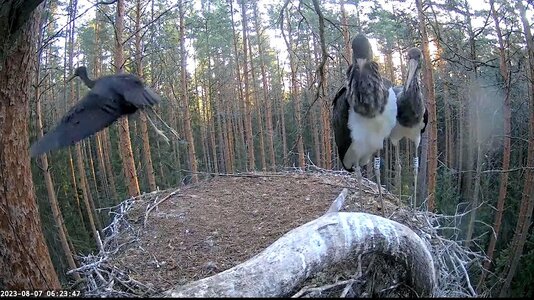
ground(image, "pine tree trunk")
xmin=102 ymin=129 xmax=119 ymax=202
xmin=178 ymin=0 xmax=198 ymax=182
xmin=285 ymin=11 xmax=305 ymax=168
xmin=34 ymin=6 xmax=81 ymax=281
xmin=277 ymin=55 xmax=288 ymax=166
xmin=457 ymin=97 xmax=464 ymax=189
xmin=66 ymin=0 xmax=101 ymax=241
xmin=463 ymin=0 xmax=481 ymax=244
xmin=250 ymin=55 xmax=267 ymax=171
xmin=239 ymin=0 xmax=255 ymax=171
xmin=0 ymin=2 xmax=60 ymax=289
xmin=253 ymin=2 xmax=276 ymax=170
xmin=444 ymin=83 xmax=453 ymax=168
xmin=340 ymin=0 xmax=351 ymax=65
xmin=500 ymin=2 xmax=534 ymax=295
xmin=67 ymin=150 xmax=84 ymax=223
xmin=36 ymin=68 xmax=81 ymax=281
xmin=228 ymin=0 xmax=246 ymax=171
xmin=385 ymin=49 xmax=395 ymax=83
xmin=85 ymin=133 xmax=101 ymax=203
xmin=478 ymin=0 xmax=512 ymax=288
xmin=115 ymin=0 xmax=141 ymax=196
xmin=416 ymin=0 xmax=437 ymax=211
xmin=135 ymin=0 xmax=157 ymax=191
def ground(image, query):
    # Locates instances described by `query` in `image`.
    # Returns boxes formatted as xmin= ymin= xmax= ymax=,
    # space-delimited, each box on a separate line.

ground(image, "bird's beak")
xmin=356 ymin=58 xmax=367 ymax=72
xmin=66 ymin=73 xmax=77 ymax=83
xmin=405 ymin=59 xmax=419 ymax=91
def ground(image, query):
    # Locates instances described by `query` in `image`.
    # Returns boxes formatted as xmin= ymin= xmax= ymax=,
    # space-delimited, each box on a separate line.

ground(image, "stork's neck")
xmin=78 ymin=69 xmax=96 ymax=88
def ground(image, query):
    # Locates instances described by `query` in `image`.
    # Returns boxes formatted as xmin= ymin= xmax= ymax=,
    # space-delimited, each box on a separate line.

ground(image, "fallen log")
xmin=165 ymin=212 xmax=436 ymax=297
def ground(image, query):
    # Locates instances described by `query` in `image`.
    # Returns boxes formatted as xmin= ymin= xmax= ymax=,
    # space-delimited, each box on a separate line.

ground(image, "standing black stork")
xmin=30 ymin=66 xmax=163 ymax=157
xmin=389 ymin=47 xmax=428 ymax=208
xmin=332 ymin=34 xmax=397 ymax=214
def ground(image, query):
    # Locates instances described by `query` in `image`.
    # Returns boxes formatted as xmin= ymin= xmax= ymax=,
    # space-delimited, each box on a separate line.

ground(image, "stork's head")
xmin=67 ymin=66 xmax=87 ymax=83
xmin=351 ymin=34 xmax=373 ymax=72
xmin=405 ymin=47 xmax=422 ymax=91
xmin=67 ymin=66 xmax=96 ymax=88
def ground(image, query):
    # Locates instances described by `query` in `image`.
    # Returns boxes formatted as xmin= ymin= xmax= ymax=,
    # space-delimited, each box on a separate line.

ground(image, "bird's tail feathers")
xmin=143 ymin=87 xmax=161 ymax=106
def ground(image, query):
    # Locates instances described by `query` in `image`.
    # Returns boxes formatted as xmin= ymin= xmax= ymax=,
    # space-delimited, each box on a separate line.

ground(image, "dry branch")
xmin=326 ymin=188 xmax=348 ymax=213
xmin=164 ymin=212 xmax=436 ymax=297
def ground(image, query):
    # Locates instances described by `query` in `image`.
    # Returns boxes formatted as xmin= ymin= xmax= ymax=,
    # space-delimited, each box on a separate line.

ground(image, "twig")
xmin=292 ymin=279 xmax=357 ymax=298
xmin=143 ymin=188 xmax=181 ymax=227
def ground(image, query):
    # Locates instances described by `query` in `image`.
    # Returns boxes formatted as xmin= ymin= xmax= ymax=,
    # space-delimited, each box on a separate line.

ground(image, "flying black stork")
xmin=389 ymin=47 xmax=428 ymax=209
xmin=30 ymin=66 xmax=163 ymax=157
xmin=332 ymin=34 xmax=397 ymax=214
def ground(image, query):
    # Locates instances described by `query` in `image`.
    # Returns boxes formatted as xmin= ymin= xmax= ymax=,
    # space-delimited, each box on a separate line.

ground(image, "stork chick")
xmin=389 ymin=47 xmax=428 ymax=208
xmin=333 ymin=34 xmax=397 ymax=214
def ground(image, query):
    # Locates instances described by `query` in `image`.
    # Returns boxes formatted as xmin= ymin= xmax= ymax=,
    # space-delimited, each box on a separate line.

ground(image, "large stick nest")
xmin=68 ymin=169 xmax=482 ymax=297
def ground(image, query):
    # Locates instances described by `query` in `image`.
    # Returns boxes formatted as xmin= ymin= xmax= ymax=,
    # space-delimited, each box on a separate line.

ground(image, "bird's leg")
xmin=356 ymin=166 xmax=363 ymax=197
xmin=149 ymin=107 xmax=181 ymax=140
xmin=374 ymin=156 xmax=385 ymax=216
xmin=395 ymin=145 xmax=402 ymax=205
xmin=413 ymin=156 xmax=419 ymax=210
xmin=145 ymin=110 xmax=170 ymax=144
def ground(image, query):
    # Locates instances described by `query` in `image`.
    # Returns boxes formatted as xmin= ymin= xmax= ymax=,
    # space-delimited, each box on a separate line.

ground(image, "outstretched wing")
xmin=94 ymin=75 xmax=161 ymax=108
xmin=30 ymin=92 xmax=124 ymax=157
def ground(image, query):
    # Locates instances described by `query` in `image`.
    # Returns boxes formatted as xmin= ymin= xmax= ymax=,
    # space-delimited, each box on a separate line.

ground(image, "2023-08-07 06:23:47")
xmin=0 ymin=289 xmax=82 ymax=297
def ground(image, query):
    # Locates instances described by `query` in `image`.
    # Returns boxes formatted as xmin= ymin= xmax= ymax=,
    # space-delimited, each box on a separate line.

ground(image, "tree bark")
xmin=165 ymin=213 xmax=435 ymax=297
xmin=252 ymin=2 xmax=276 ymax=171
xmin=66 ymin=0 xmax=101 ymax=240
xmin=239 ymin=0 xmax=256 ymax=171
xmin=462 ymin=0 xmax=482 ymax=246
xmin=416 ymin=0 xmax=437 ymax=211
xmin=277 ymin=55 xmax=288 ymax=166
xmin=285 ymin=10 xmax=305 ymax=168
xmin=135 ymin=0 xmax=157 ymax=191
xmin=178 ymin=0 xmax=198 ymax=182
xmin=249 ymin=52 xmax=267 ymax=171
xmin=0 ymin=1 xmax=60 ymax=289
xmin=339 ymin=0 xmax=351 ymax=66
xmin=115 ymin=0 xmax=141 ymax=196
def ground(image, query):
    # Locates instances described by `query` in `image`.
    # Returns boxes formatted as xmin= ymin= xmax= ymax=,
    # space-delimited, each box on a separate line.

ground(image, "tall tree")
xmin=0 ymin=0 xmax=60 ymax=289
xmin=500 ymin=1 xmax=534 ymax=295
xmin=68 ymin=0 xmax=101 ymax=242
xmin=179 ymin=0 xmax=198 ymax=182
xmin=115 ymin=0 xmax=141 ymax=196
xmin=239 ymin=0 xmax=256 ymax=171
xmin=416 ymin=0 xmax=437 ymax=211
xmin=478 ymin=0 xmax=512 ymax=289
xmin=252 ymin=1 xmax=276 ymax=171
xmin=135 ymin=0 xmax=157 ymax=191
xmin=284 ymin=8 xmax=305 ymax=168
xmin=462 ymin=0 xmax=483 ymax=246
xmin=34 ymin=4 xmax=80 ymax=281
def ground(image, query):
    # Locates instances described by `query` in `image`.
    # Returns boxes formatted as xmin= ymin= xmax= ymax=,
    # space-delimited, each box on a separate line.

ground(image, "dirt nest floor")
xmin=81 ymin=170 xmax=437 ymax=297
